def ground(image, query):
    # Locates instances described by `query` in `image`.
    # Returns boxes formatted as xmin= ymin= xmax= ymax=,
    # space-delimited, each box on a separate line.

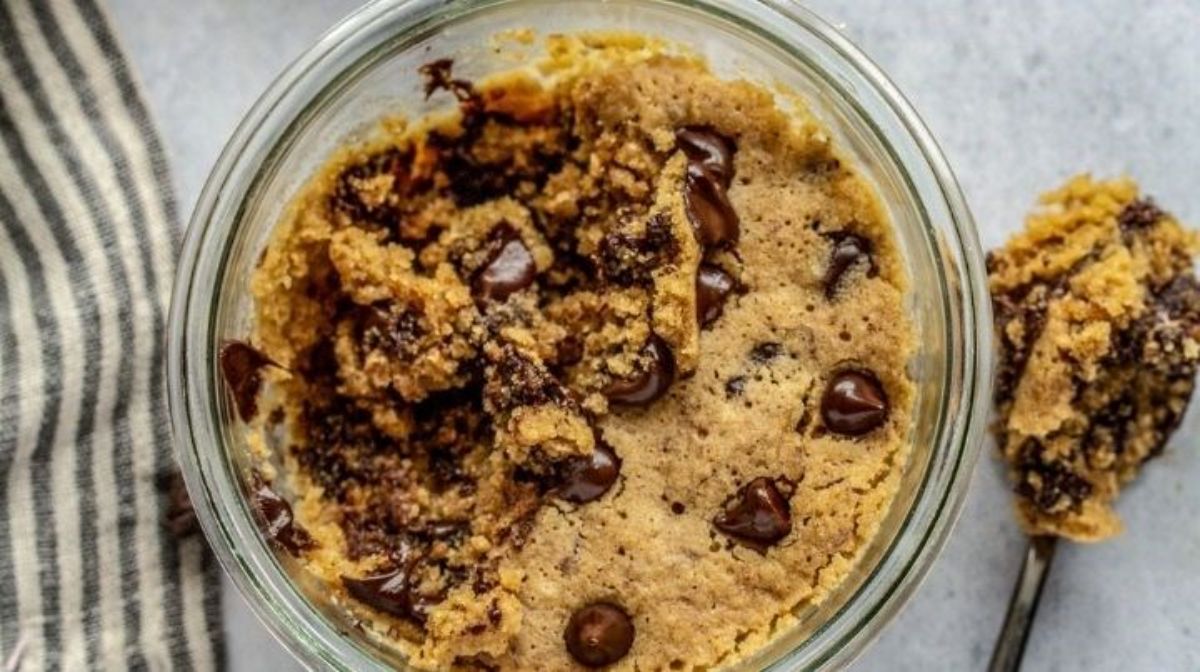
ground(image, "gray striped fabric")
xmin=0 ymin=0 xmax=222 ymax=670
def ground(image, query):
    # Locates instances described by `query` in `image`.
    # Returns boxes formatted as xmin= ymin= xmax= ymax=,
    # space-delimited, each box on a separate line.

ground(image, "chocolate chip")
xmin=677 ymin=126 xmax=739 ymax=248
xmin=683 ymin=163 xmax=740 ymax=248
xmin=823 ymin=232 xmax=874 ymax=298
xmin=992 ymin=281 xmax=1061 ymax=407
xmin=599 ymin=215 xmax=679 ymax=287
xmin=557 ymin=441 xmax=621 ymax=504
xmin=1015 ymin=440 xmax=1092 ymax=513
xmin=696 ymin=264 xmax=736 ymax=327
xmin=554 ymin=335 xmax=585 ymax=368
xmin=670 ymin=501 xmax=686 ymax=515
xmin=712 ymin=477 xmax=792 ymax=551
xmin=342 ymin=564 xmax=443 ymax=626
xmin=604 ymin=335 xmax=676 ymax=406
xmin=412 ymin=520 xmax=469 ymax=542
xmin=821 ymin=369 xmax=888 ymax=436
xmin=749 ymin=342 xmax=784 ymax=364
xmin=249 ymin=472 xmax=315 ymax=557
xmin=564 ymin=602 xmax=635 ymax=667
xmin=724 ymin=376 xmax=747 ymax=398
xmin=676 ymin=126 xmax=735 ymax=187
xmin=1117 ymin=198 xmax=1163 ymax=234
xmin=359 ymin=303 xmax=424 ymax=357
xmin=486 ymin=344 xmax=572 ymax=411
xmin=1020 ymin=466 xmax=1092 ymax=513
xmin=473 ymin=228 xmax=537 ymax=302
xmin=472 ymin=567 xmax=498 ymax=595
xmin=330 ymin=148 xmax=413 ymax=229
xmin=219 ymin=340 xmax=276 ymax=422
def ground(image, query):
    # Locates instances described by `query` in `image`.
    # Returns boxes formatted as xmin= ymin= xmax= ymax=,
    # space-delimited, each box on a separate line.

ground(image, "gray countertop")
xmin=107 ymin=1 xmax=1200 ymax=669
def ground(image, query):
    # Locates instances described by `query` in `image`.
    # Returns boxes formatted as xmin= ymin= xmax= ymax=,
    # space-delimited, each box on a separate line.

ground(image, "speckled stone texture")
xmin=108 ymin=0 xmax=1200 ymax=670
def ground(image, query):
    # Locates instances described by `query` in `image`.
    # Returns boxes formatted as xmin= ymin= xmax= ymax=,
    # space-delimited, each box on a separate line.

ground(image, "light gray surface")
xmin=106 ymin=1 xmax=1200 ymax=670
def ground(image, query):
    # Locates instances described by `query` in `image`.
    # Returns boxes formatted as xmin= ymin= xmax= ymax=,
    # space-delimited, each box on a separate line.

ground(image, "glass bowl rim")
xmin=166 ymin=0 xmax=994 ymax=669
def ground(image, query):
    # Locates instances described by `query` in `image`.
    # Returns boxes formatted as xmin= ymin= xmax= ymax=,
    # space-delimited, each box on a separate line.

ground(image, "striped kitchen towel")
xmin=0 ymin=0 xmax=223 ymax=670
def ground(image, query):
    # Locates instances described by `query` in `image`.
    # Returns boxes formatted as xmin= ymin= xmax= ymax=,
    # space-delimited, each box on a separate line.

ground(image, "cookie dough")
xmin=238 ymin=34 xmax=915 ymax=671
xmin=989 ymin=175 xmax=1200 ymax=541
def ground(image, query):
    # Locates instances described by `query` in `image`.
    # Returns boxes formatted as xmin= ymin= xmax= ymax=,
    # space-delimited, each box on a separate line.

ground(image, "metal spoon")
xmin=987 ymin=536 xmax=1058 ymax=672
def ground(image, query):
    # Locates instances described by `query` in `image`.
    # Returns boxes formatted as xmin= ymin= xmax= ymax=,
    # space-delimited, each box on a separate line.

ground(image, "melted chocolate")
xmin=675 ymin=126 xmax=735 ymax=187
xmin=564 ymin=602 xmax=635 ymax=667
xmin=696 ymin=264 xmax=736 ymax=327
xmin=418 ymin=57 xmax=477 ymax=105
xmin=677 ymin=127 xmax=739 ymax=248
xmin=683 ymin=163 xmax=740 ymax=248
xmin=219 ymin=340 xmax=276 ymax=422
xmin=604 ymin=335 xmax=676 ymax=406
xmin=554 ymin=335 xmax=585 ymax=368
xmin=473 ymin=227 xmax=537 ymax=302
xmin=249 ymin=473 xmax=315 ymax=557
xmin=342 ymin=562 xmax=444 ymax=626
xmin=1015 ymin=439 xmax=1093 ymax=513
xmin=557 ymin=441 xmax=621 ymax=504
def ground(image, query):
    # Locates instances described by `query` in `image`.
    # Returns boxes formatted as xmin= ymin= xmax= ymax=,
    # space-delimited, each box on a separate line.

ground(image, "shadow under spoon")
xmin=987 ymin=536 xmax=1058 ymax=672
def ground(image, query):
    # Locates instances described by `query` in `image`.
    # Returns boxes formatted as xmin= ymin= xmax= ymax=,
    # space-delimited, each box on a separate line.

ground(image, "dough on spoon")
xmin=989 ymin=175 xmax=1200 ymax=541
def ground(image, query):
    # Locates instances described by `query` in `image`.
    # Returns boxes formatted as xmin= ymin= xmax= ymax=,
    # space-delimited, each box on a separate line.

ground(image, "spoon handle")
xmin=987 ymin=536 xmax=1058 ymax=672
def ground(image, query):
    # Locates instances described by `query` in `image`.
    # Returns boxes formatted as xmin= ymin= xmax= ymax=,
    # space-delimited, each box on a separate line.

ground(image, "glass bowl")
xmin=167 ymin=0 xmax=991 ymax=669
